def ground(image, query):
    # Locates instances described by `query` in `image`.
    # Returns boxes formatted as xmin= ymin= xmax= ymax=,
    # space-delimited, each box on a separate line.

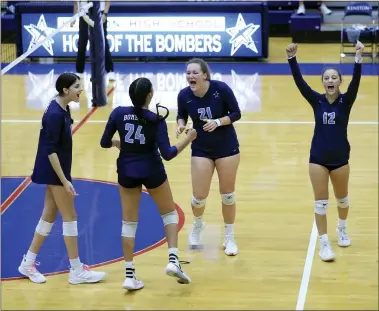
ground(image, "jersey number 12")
xmin=323 ymin=112 xmax=335 ymax=124
xmin=125 ymin=123 xmax=146 ymax=144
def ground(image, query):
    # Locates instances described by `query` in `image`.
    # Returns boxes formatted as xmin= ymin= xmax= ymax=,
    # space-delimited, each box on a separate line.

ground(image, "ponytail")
xmin=129 ymin=77 xmax=169 ymax=125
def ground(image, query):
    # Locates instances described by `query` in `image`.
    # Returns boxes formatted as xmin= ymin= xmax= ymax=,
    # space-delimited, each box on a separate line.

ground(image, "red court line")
xmin=1 ymin=86 xmax=115 ymax=214
xmin=1 ymin=176 xmax=186 ymax=281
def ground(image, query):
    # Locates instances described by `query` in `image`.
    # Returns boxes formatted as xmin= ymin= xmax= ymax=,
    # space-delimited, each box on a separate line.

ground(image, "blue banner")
xmin=23 ymin=66 xmax=262 ymax=113
xmin=21 ymin=12 xmax=263 ymax=57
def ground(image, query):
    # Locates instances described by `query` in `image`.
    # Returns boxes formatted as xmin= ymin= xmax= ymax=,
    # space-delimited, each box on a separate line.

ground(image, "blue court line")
xmin=2 ymin=62 xmax=378 ymax=76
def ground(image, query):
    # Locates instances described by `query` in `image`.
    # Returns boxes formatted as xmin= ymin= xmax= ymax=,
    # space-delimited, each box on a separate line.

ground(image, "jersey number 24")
xmin=125 ymin=123 xmax=146 ymax=144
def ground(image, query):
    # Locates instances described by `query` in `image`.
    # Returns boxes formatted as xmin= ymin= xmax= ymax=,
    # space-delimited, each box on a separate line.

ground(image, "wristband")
xmin=215 ymin=119 xmax=221 ymax=127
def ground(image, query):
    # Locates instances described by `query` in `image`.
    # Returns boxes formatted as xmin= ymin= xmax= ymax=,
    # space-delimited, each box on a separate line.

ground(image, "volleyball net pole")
xmin=2 ymin=0 xmax=108 ymax=107
xmin=88 ymin=0 xmax=107 ymax=107
xmin=1 ymin=2 xmax=93 ymax=75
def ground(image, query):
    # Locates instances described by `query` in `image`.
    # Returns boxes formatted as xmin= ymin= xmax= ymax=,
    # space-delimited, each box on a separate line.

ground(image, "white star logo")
xmin=213 ymin=91 xmax=219 ymax=98
xmin=225 ymin=13 xmax=260 ymax=56
xmin=24 ymin=14 xmax=56 ymax=56
xmin=230 ymin=70 xmax=261 ymax=112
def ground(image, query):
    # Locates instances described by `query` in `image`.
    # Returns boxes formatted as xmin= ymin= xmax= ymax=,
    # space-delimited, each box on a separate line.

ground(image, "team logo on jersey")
xmin=225 ymin=13 xmax=260 ymax=56
xmin=24 ymin=14 xmax=56 ymax=56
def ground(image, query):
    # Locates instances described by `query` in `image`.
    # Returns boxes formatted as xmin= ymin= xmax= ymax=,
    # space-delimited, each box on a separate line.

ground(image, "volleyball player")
xmin=286 ymin=41 xmax=364 ymax=261
xmin=18 ymin=73 xmax=106 ymax=284
xmin=176 ymin=58 xmax=241 ymax=256
xmin=100 ymin=77 xmax=196 ymax=291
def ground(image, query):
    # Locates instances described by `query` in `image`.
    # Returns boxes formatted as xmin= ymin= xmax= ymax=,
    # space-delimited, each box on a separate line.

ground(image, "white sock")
xmin=125 ymin=261 xmax=134 ymax=269
xmin=25 ymin=250 xmax=37 ymax=264
xmin=69 ymin=257 xmax=82 ymax=270
xmin=168 ymin=248 xmax=178 ymax=256
xmin=225 ymin=224 xmax=234 ymax=236
xmin=338 ymin=218 xmax=347 ymax=228
xmin=125 ymin=261 xmax=135 ymax=279
xmin=169 ymin=248 xmax=179 ymax=265
xmin=319 ymin=234 xmax=329 ymax=243
xmin=194 ymin=216 xmax=203 ymax=224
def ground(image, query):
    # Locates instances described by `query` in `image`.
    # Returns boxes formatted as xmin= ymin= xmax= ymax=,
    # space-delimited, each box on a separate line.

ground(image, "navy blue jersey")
xmin=177 ymin=80 xmax=241 ymax=154
xmin=288 ymin=57 xmax=361 ymax=165
xmin=100 ymin=106 xmax=178 ymax=178
xmin=31 ymin=100 xmax=73 ymax=185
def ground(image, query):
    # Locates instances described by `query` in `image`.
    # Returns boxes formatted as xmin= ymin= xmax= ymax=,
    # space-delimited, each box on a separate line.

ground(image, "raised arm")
xmin=286 ymin=43 xmax=318 ymax=106
xmin=344 ymin=41 xmax=364 ymax=106
xmin=100 ymin=108 xmax=118 ymax=148
xmin=157 ymin=119 xmax=196 ymax=161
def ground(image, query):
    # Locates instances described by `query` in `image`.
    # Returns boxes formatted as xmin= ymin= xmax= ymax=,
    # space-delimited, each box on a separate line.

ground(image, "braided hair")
xmin=128 ymin=77 xmax=169 ymax=124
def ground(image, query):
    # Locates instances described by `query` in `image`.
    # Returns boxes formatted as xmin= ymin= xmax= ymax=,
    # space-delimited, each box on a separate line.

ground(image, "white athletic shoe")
xmin=297 ymin=3 xmax=305 ymax=15
xmin=189 ymin=221 xmax=205 ymax=247
xmin=223 ymin=235 xmax=239 ymax=256
xmin=320 ymin=3 xmax=332 ymax=15
xmin=319 ymin=240 xmax=335 ymax=262
xmin=68 ymin=264 xmax=106 ymax=285
xmin=122 ymin=268 xmax=144 ymax=291
xmin=165 ymin=262 xmax=191 ymax=284
xmin=337 ymin=226 xmax=351 ymax=247
xmin=18 ymin=256 xmax=46 ymax=284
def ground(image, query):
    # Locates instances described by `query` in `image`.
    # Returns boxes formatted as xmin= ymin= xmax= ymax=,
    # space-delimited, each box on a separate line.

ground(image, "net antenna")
xmin=1 ymin=2 xmax=93 ymax=75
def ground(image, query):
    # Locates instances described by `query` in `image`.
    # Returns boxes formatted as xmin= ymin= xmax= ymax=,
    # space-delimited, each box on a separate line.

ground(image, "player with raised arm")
xmin=286 ymin=41 xmax=364 ymax=261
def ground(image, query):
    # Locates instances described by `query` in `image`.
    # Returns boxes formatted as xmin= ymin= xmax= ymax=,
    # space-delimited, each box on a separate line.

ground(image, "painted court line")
xmin=1 ymin=120 xmax=378 ymax=125
xmin=1 ymin=87 xmax=115 ymax=214
xmin=296 ymin=220 xmax=318 ymax=310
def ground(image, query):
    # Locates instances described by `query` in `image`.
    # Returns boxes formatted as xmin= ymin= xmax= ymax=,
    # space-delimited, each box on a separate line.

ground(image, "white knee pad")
xmin=122 ymin=221 xmax=137 ymax=238
xmin=162 ymin=210 xmax=178 ymax=226
xmin=221 ymin=192 xmax=236 ymax=205
xmin=314 ymin=200 xmax=329 ymax=215
xmin=191 ymin=196 xmax=206 ymax=208
xmin=62 ymin=221 xmax=78 ymax=236
xmin=336 ymin=196 xmax=350 ymax=208
xmin=35 ymin=219 xmax=54 ymax=236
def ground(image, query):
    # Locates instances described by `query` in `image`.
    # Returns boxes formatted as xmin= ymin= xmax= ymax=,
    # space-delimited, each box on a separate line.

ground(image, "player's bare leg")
xmin=148 ymin=180 xmax=191 ymax=284
xmin=330 ymin=164 xmax=351 ymax=247
xmin=189 ymin=157 xmax=214 ymax=248
xmin=119 ymin=185 xmax=144 ymax=291
xmin=215 ymin=153 xmax=240 ymax=256
xmin=18 ymin=187 xmax=58 ymax=283
xmin=309 ymin=164 xmax=335 ymax=261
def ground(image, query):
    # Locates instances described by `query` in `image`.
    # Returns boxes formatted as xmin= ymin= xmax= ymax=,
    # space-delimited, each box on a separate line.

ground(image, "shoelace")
xmin=337 ymin=227 xmax=349 ymax=240
xmin=28 ymin=261 xmax=41 ymax=275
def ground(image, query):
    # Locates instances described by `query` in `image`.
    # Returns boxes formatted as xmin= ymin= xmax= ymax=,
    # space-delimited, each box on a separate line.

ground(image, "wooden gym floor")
xmin=1 ymin=39 xmax=378 ymax=310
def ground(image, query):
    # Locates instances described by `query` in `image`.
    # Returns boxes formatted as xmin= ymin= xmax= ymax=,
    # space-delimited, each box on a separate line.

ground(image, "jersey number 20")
xmin=323 ymin=112 xmax=335 ymax=124
xmin=125 ymin=123 xmax=146 ymax=144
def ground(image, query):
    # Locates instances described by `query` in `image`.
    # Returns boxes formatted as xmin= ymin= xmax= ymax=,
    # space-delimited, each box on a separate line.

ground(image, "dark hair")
xmin=55 ymin=72 xmax=79 ymax=119
xmin=56 ymin=73 xmax=80 ymax=95
xmin=321 ymin=67 xmax=342 ymax=81
xmin=186 ymin=58 xmax=211 ymax=81
xmin=128 ymin=77 xmax=169 ymax=124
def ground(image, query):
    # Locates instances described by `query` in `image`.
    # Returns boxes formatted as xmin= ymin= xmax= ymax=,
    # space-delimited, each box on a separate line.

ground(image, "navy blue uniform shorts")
xmin=118 ymin=169 xmax=167 ymax=189
xmin=192 ymin=147 xmax=240 ymax=161
xmin=309 ymin=155 xmax=348 ymax=172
